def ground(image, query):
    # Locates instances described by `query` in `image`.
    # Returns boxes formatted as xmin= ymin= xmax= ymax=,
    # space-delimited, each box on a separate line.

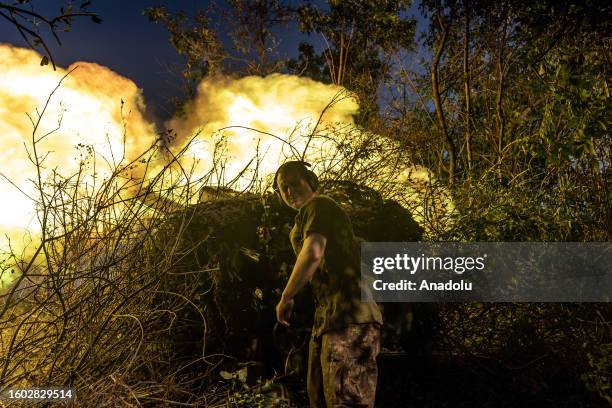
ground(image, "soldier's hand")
xmin=276 ymin=296 xmax=294 ymax=327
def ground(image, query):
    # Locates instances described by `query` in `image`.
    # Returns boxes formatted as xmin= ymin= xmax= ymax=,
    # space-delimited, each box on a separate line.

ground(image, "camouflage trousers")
xmin=307 ymin=323 xmax=381 ymax=408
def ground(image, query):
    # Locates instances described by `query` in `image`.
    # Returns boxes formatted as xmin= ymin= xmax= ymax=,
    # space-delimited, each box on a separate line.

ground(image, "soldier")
xmin=273 ymin=161 xmax=383 ymax=408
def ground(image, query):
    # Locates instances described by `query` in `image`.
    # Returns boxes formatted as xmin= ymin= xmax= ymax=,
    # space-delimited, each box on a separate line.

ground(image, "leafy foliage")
xmin=295 ymin=0 xmax=416 ymax=122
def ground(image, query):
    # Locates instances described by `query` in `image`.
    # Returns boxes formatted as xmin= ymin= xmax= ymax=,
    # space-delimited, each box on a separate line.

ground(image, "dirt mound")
xmin=152 ymin=181 xmax=423 ymax=372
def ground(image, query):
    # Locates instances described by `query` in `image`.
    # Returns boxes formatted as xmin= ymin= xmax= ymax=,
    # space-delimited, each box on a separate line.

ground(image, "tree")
xmin=295 ymin=0 xmax=416 ymax=123
xmin=144 ymin=1 xmax=292 ymax=111
xmin=0 ymin=0 xmax=100 ymax=69
xmin=394 ymin=0 xmax=610 ymax=239
xmin=426 ymin=0 xmax=457 ymax=184
xmin=224 ymin=0 xmax=291 ymax=75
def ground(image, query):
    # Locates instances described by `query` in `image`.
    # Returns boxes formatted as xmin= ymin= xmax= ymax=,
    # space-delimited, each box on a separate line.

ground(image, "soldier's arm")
xmin=281 ymin=232 xmax=327 ymax=301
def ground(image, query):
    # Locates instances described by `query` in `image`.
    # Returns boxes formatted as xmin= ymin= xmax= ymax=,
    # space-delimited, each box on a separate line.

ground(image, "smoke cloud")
xmin=165 ymin=74 xmax=359 ymax=185
xmin=0 ymin=44 xmax=157 ymax=288
xmin=1 ymin=44 xmax=442 ymax=289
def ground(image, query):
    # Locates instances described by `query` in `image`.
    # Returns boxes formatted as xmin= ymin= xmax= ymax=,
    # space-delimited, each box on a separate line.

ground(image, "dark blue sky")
xmin=0 ymin=1 xmax=192 ymax=118
xmin=0 ymin=1 xmax=425 ymax=121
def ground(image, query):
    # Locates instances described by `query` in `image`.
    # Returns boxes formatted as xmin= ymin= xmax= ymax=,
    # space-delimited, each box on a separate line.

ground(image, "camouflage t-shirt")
xmin=289 ymin=195 xmax=383 ymax=338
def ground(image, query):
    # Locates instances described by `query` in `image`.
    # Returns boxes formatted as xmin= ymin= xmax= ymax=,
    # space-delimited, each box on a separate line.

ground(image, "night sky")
xmin=0 ymin=0 xmax=425 ymax=121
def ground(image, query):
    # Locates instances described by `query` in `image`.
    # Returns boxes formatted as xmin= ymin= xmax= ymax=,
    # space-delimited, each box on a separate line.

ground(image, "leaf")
xmin=91 ymin=15 xmax=102 ymax=24
xmin=598 ymin=120 xmax=607 ymax=131
xmin=240 ymin=247 xmax=260 ymax=262
xmin=254 ymin=287 xmax=263 ymax=300
xmin=219 ymin=367 xmax=248 ymax=383
xmin=219 ymin=371 xmax=233 ymax=380
xmin=40 ymin=56 xmax=49 ymax=66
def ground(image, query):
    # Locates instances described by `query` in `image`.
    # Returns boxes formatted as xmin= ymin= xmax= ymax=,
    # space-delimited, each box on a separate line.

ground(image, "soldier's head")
xmin=273 ymin=161 xmax=319 ymax=210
